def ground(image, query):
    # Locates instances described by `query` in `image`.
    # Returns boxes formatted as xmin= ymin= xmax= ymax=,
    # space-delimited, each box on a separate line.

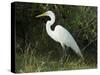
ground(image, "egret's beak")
xmin=36 ymin=13 xmax=46 ymax=18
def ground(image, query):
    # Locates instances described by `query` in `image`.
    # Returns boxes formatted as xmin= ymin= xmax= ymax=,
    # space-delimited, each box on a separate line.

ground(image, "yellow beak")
xmin=36 ymin=13 xmax=46 ymax=18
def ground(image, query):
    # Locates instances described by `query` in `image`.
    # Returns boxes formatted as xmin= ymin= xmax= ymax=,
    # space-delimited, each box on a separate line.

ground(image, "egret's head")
xmin=36 ymin=11 xmax=55 ymax=18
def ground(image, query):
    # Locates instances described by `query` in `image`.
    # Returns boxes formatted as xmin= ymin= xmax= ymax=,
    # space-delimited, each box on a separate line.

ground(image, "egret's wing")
xmin=54 ymin=25 xmax=83 ymax=58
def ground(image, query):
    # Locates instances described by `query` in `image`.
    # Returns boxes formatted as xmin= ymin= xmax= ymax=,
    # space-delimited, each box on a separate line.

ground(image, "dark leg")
xmin=62 ymin=47 xmax=67 ymax=63
xmin=60 ymin=44 xmax=66 ymax=64
xmin=64 ymin=47 xmax=69 ymax=62
xmin=59 ymin=44 xmax=67 ymax=70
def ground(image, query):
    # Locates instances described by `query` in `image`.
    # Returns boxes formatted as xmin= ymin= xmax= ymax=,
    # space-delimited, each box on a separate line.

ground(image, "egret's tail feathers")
xmin=70 ymin=43 xmax=83 ymax=59
xmin=77 ymin=49 xmax=84 ymax=59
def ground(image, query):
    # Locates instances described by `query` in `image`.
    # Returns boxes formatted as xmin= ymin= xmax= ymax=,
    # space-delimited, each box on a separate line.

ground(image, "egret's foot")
xmin=60 ymin=56 xmax=66 ymax=64
xmin=62 ymin=54 xmax=67 ymax=64
xmin=59 ymin=58 xmax=64 ymax=70
xmin=78 ymin=58 xmax=85 ymax=64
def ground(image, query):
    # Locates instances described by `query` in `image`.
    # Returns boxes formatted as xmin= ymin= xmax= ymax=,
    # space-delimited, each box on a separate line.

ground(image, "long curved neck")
xmin=46 ymin=13 xmax=55 ymax=37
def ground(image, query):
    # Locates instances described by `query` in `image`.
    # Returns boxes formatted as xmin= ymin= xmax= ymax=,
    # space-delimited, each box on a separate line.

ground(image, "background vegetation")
xmin=15 ymin=2 xmax=97 ymax=73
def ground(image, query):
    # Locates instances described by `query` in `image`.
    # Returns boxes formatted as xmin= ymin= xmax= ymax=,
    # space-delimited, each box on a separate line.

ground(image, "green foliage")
xmin=16 ymin=44 xmax=96 ymax=73
xmin=15 ymin=2 xmax=97 ymax=72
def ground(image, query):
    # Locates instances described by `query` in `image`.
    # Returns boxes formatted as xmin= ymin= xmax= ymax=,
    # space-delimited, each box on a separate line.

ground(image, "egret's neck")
xmin=47 ymin=14 xmax=55 ymax=26
xmin=46 ymin=13 xmax=55 ymax=37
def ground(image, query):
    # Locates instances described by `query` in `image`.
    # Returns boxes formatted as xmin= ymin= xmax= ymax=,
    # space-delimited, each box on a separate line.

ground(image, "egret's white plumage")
xmin=36 ymin=11 xmax=83 ymax=59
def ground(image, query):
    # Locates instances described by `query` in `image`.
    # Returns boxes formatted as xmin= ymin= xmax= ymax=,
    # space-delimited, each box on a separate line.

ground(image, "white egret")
xmin=36 ymin=11 xmax=83 ymax=61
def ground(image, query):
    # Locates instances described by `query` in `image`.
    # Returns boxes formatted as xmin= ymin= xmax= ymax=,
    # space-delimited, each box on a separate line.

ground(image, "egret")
xmin=36 ymin=11 xmax=83 ymax=61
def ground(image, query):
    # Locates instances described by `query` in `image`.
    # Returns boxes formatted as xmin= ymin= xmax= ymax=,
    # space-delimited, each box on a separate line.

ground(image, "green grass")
xmin=15 ymin=49 xmax=97 ymax=73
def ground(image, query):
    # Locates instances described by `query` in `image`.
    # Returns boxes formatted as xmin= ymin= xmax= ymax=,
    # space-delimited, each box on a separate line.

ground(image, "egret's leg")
xmin=65 ymin=47 xmax=69 ymax=62
xmin=59 ymin=48 xmax=65 ymax=69
xmin=59 ymin=46 xmax=67 ymax=70
xmin=60 ymin=44 xmax=66 ymax=64
xmin=62 ymin=47 xmax=67 ymax=63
